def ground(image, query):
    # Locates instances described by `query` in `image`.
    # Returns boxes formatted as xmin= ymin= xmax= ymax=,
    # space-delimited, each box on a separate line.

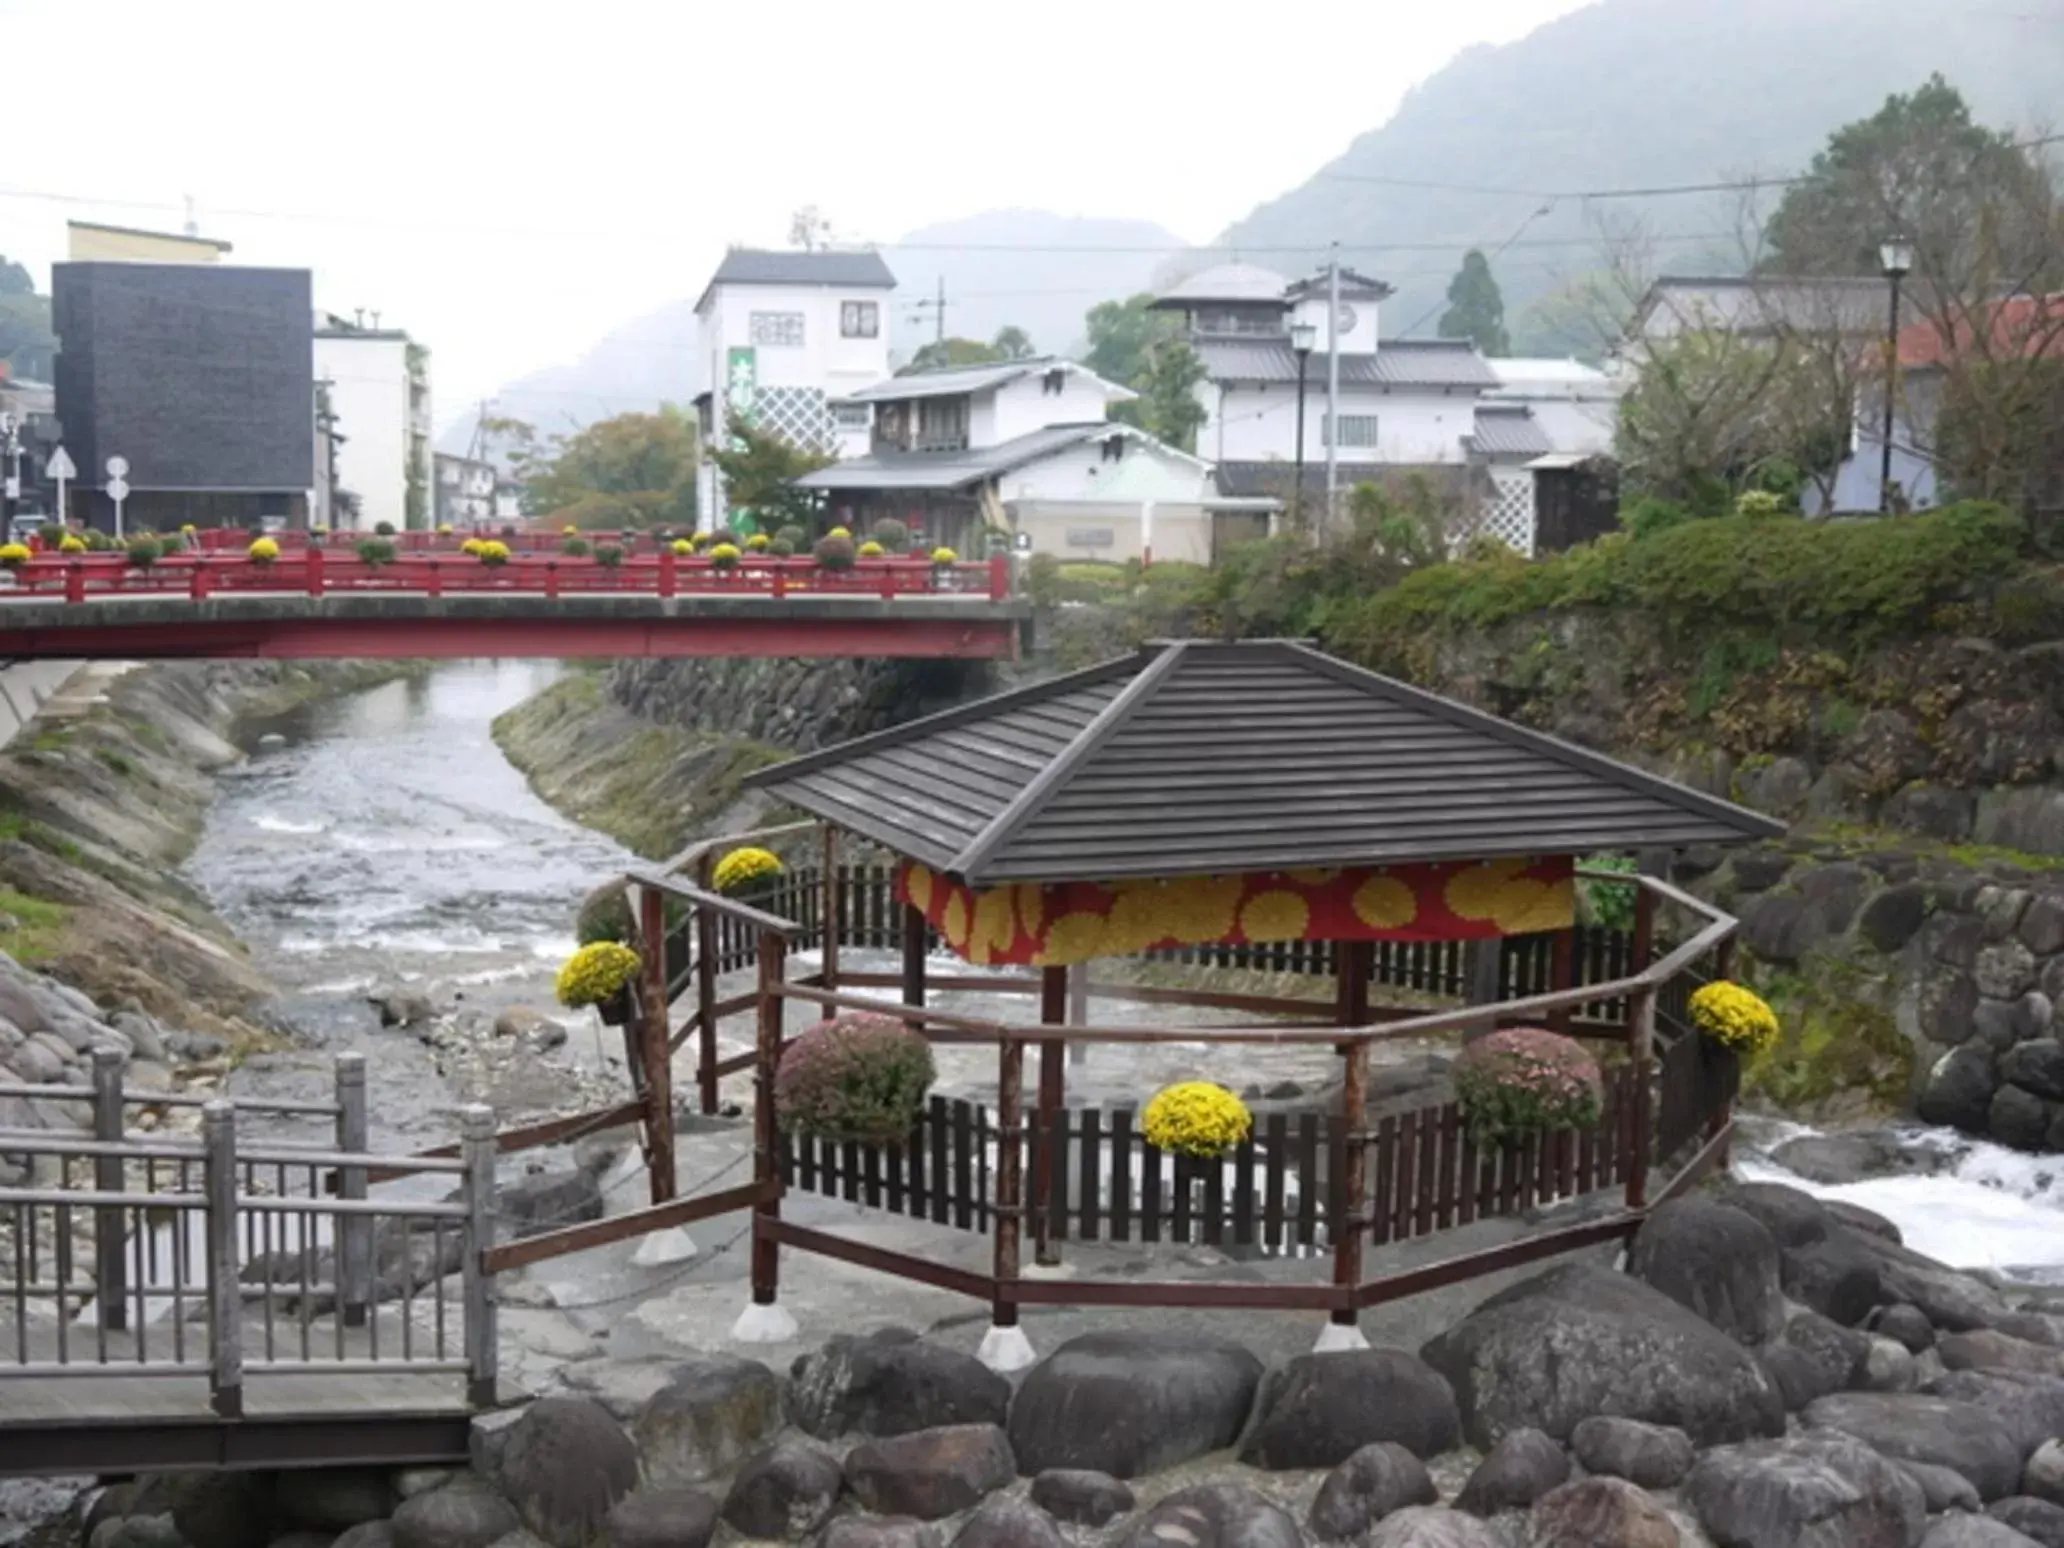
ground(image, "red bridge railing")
xmin=3 ymin=551 xmax=1014 ymax=605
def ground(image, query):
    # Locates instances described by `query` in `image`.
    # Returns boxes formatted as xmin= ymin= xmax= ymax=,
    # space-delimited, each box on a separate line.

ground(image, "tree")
xmin=0 ymin=254 xmax=56 ymax=381
xmin=1134 ymin=341 xmax=1208 ymax=452
xmin=991 ymin=325 xmax=1036 ymax=360
xmin=903 ymin=336 xmax=1004 ymax=373
xmin=789 ymin=207 xmax=832 ymax=251
xmin=1084 ymin=293 xmax=1181 ymax=387
xmin=1437 ymin=250 xmax=1510 ymax=355
xmin=525 ymin=405 xmax=700 ymax=529
xmin=707 ymin=420 xmax=832 ymax=528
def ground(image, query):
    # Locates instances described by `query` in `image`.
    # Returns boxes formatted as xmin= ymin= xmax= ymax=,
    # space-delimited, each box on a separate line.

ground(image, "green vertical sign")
xmin=725 ymin=347 xmax=757 ymax=440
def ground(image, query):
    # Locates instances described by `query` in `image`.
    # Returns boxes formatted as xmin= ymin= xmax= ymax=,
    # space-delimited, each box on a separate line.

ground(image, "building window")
xmin=1323 ymin=413 xmax=1380 ymax=449
xmin=832 ymin=402 xmax=871 ymax=431
xmin=750 ymin=311 xmax=805 ymax=347
xmin=840 ymin=301 xmax=879 ymax=339
xmin=916 ymin=396 xmax=969 ymax=451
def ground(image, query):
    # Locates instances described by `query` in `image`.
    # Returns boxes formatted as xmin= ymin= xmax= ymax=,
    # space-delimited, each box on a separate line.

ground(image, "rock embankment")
xmin=74 ymin=1183 xmax=2064 ymax=1548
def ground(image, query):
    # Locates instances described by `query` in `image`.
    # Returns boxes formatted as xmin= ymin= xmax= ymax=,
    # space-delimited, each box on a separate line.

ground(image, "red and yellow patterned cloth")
xmin=896 ymin=857 xmax=1575 ymax=967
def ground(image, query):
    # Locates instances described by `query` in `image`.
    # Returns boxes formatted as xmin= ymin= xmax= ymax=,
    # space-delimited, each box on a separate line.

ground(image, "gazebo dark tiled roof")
xmin=749 ymin=640 xmax=1782 ymax=885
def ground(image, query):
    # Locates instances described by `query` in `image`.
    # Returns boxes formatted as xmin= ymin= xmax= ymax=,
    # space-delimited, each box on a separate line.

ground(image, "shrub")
xmin=774 ymin=524 xmax=806 ymax=551
xmin=124 ymin=537 xmax=162 ymax=569
xmin=814 ymin=533 xmax=857 ymax=571
xmin=1734 ymin=489 xmax=1794 ymax=520
xmin=85 ymin=529 xmax=115 ymax=551
xmin=1690 ymin=980 xmax=1780 ymax=1056
xmin=688 ymin=531 xmax=712 ymax=550
xmin=555 ymin=941 xmax=642 ymax=1009
xmin=1142 ymin=1082 xmax=1252 ymax=1159
xmin=712 ymin=846 xmax=783 ymax=894
xmin=857 ymin=539 xmax=886 ymax=558
xmin=1452 ymin=1027 xmax=1603 ymax=1144
xmin=708 ymin=541 xmax=742 ymax=570
xmin=563 ymin=536 xmax=591 ymax=558
xmin=670 ymin=538 xmax=695 ymax=557
xmin=1622 ymin=495 xmax=1692 ymax=542
xmin=374 ymin=520 xmax=397 ymax=537
xmin=1579 ymin=854 xmax=1639 ymax=931
xmin=930 ymin=547 xmax=958 ymax=565
xmin=0 ymin=543 xmax=29 ymax=569
xmin=870 ymin=518 xmax=911 ymax=554
xmin=768 ymin=536 xmax=796 ymax=558
xmin=596 ymin=544 xmax=625 ymax=568
xmin=775 ymin=1013 xmax=936 ymax=1145
xmin=247 ymin=537 xmax=281 ymax=564
xmin=57 ymin=534 xmax=86 ymax=555
xmin=746 ymin=532 xmax=771 ymax=552
xmin=711 ymin=527 xmax=739 ymax=547
xmin=356 ymin=538 xmax=397 ymax=567
xmin=474 ymin=540 xmax=512 ymax=566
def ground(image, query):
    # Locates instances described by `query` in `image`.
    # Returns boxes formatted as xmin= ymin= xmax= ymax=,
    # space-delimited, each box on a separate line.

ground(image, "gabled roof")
xmin=1197 ymin=338 xmax=1498 ymax=390
xmin=791 ymin=421 xmax=1198 ymax=492
xmin=844 ymin=357 xmax=1134 ymax=404
xmin=1151 ymin=263 xmax=1291 ymax=308
xmin=696 ymin=248 xmax=896 ymax=310
xmin=751 ymin=640 xmax=1781 ymax=885
xmin=1286 ymin=267 xmax=1395 ymax=303
xmin=1468 ymin=404 xmax=1554 ymax=458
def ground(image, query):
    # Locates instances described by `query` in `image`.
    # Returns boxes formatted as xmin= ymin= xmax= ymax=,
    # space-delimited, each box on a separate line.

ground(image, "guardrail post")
xmin=1034 ymin=966 xmax=1066 ymax=1267
xmin=545 ymin=560 xmax=560 ymax=601
xmin=203 ymin=1100 xmax=242 ymax=1418
xmin=749 ymin=929 xmax=789 ymax=1314
xmin=305 ymin=544 xmax=326 ymax=597
xmin=696 ymin=853 xmax=720 ymax=1114
xmin=426 ymin=560 xmax=443 ymax=599
xmin=91 ymin=1048 xmax=128 ymax=1332
xmin=335 ymin=1053 xmax=372 ymax=1328
xmin=65 ymin=563 xmax=84 ymax=605
xmin=772 ymin=564 xmax=788 ymax=600
xmin=461 ymin=1105 xmax=499 ymax=1408
xmin=1624 ymin=984 xmax=1657 ymax=1210
xmin=988 ymin=553 xmax=1010 ymax=601
xmin=980 ymin=1036 xmax=1032 ymax=1371
xmin=1325 ymin=1038 xmax=1370 ymax=1347
xmin=659 ymin=546 xmax=678 ymax=599
xmin=190 ymin=561 xmax=211 ymax=600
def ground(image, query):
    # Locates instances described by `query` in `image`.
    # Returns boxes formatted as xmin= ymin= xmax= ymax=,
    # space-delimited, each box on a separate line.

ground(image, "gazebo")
xmin=625 ymin=640 xmax=1780 ymax=1367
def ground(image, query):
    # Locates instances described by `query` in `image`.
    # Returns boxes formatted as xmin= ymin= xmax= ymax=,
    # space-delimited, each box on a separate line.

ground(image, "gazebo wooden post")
xmin=750 ymin=928 xmax=789 ymax=1312
xmin=695 ymin=850 xmax=720 ymax=1113
xmin=1624 ymin=983 xmax=1657 ymax=1210
xmin=637 ymin=883 xmax=678 ymax=1206
xmin=901 ymin=902 xmax=928 ymax=1016
xmin=1034 ymin=965 xmax=1066 ymax=1266
xmin=819 ymin=824 xmax=841 ymax=1020
xmin=1335 ymin=940 xmax=1372 ymax=1027
xmin=1326 ymin=1035 xmax=1370 ymax=1345
xmin=1548 ymin=928 xmax=1575 ymax=1035
xmin=990 ymin=1035 xmax=1026 ymax=1356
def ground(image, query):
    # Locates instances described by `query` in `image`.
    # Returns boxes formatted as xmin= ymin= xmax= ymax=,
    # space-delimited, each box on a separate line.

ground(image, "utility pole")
xmin=0 ymin=414 xmax=19 ymax=531
xmin=1324 ymin=241 xmax=1340 ymax=539
xmin=934 ymin=276 xmax=946 ymax=344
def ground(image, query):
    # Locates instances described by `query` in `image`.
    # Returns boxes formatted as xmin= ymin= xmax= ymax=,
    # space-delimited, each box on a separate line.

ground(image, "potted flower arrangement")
xmin=247 ymin=536 xmax=281 ymax=566
xmin=356 ymin=538 xmax=397 ymax=568
xmin=555 ymin=940 xmax=643 ymax=1026
xmin=745 ymin=533 xmax=771 ymax=553
xmin=0 ymin=543 xmax=30 ymax=571
xmin=775 ymin=1013 xmax=936 ymax=1146
xmin=814 ymin=533 xmax=857 ymax=573
xmin=1689 ymin=981 xmax=1779 ymax=1059
xmin=1142 ymin=1081 xmax=1253 ymax=1159
xmin=712 ymin=845 xmax=783 ymax=899
xmin=930 ymin=546 xmax=958 ymax=566
xmin=708 ymin=541 xmax=742 ymax=572
xmin=563 ymin=535 xmax=591 ymax=558
xmin=670 ymin=538 xmax=696 ymax=557
xmin=870 ymin=519 xmax=910 ymax=554
xmin=57 ymin=534 xmax=87 ymax=555
xmin=596 ymin=544 xmax=625 ymax=568
xmin=1453 ymin=1027 xmax=1603 ymax=1145
xmin=473 ymin=540 xmax=512 ymax=568
xmin=125 ymin=536 xmax=163 ymax=571
xmin=857 ymin=539 xmax=885 ymax=559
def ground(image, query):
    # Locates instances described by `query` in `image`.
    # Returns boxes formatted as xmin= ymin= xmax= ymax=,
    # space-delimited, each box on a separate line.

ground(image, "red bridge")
xmin=0 ymin=544 xmax=1027 ymax=659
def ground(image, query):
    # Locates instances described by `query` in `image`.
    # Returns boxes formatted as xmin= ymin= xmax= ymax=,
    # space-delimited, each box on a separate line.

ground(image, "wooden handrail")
xmin=631 ymin=870 xmax=804 ymax=937
xmin=655 ymin=819 xmax=819 ymax=879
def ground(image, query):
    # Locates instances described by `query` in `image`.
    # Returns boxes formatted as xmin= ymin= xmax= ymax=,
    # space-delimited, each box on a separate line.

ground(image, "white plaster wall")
xmin=316 ymin=335 xmax=409 ymax=533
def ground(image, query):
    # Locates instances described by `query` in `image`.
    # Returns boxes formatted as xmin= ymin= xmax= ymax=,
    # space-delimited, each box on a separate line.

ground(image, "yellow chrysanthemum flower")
xmin=0 ymin=544 xmax=31 ymax=567
xmin=1240 ymin=889 xmax=1311 ymax=942
xmin=712 ymin=846 xmax=783 ymax=894
xmin=1690 ymin=981 xmax=1781 ymax=1056
xmin=1352 ymin=874 xmax=1419 ymax=930
xmin=247 ymin=537 xmax=281 ymax=562
xmin=556 ymin=941 xmax=641 ymax=1008
xmin=941 ymin=891 xmax=971 ymax=950
xmin=1445 ymin=860 xmax=1575 ymax=934
xmin=858 ymin=540 xmax=886 ymax=558
xmin=1143 ymin=1082 xmax=1252 ymax=1159
xmin=1038 ymin=910 xmax=1106 ymax=965
xmin=930 ymin=547 xmax=958 ymax=565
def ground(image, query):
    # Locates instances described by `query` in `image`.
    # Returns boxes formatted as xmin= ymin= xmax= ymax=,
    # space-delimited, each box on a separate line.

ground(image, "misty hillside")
xmin=448 ymin=211 xmax=1181 ymax=450
xmin=882 ymin=210 xmax=1184 ymax=360
xmin=1217 ymin=0 xmax=2064 ymax=349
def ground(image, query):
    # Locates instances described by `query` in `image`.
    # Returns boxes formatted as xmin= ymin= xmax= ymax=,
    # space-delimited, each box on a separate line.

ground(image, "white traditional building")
xmin=793 ymin=357 xmax=1246 ymax=563
xmin=691 ymin=248 xmax=896 ymax=523
xmin=314 ymin=314 xmax=432 ymax=533
xmin=433 ymin=452 xmax=497 ymax=527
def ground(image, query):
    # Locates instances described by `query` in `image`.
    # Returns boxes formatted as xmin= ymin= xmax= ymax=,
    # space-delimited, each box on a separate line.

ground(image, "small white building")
xmin=793 ymin=357 xmax=1241 ymax=564
xmin=433 ymin=452 xmax=497 ymax=527
xmin=314 ymin=314 xmax=432 ymax=532
xmin=691 ymin=248 xmax=897 ymax=523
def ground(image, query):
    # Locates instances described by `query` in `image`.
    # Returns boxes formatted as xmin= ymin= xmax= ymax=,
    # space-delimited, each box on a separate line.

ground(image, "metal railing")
xmin=0 ymin=1053 xmax=498 ymax=1414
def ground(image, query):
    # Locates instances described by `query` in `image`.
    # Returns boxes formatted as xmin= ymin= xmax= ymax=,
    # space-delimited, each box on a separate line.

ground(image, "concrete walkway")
xmin=0 ymin=659 xmax=89 ymax=749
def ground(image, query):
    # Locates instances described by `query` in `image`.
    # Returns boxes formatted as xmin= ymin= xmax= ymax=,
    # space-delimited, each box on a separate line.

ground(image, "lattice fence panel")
xmin=1483 ymin=468 xmax=1537 ymax=556
xmin=749 ymin=387 xmax=839 ymax=455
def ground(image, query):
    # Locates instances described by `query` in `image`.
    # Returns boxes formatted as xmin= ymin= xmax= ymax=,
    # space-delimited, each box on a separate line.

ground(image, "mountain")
xmin=882 ymin=210 xmax=1184 ymax=361
xmin=1213 ymin=0 xmax=2064 ymax=351
xmin=448 ymin=211 xmax=1182 ymax=452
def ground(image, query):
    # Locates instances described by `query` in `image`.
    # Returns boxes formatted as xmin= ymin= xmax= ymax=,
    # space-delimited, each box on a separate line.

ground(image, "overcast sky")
xmin=0 ymin=0 xmax=1593 ymax=422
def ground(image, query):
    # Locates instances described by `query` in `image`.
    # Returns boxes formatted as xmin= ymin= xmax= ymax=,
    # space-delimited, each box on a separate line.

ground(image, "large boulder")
xmin=1307 ymin=1443 xmax=1438 ymax=1541
xmin=1028 ymin=1471 xmax=1135 ymax=1530
xmin=602 ymin=1488 xmax=719 ymax=1548
xmin=1942 ymin=1331 xmax=2064 ymax=1380
xmin=2003 ymin=1041 xmax=2064 ymax=1102
xmin=632 ymin=1355 xmax=783 ymax=1486
xmin=722 ymin=1438 xmax=844 ymax=1540
xmin=389 ymin=1485 xmax=521 ymax=1548
xmin=1527 ymin=1478 xmax=1681 ymax=1548
xmin=844 ymin=1425 xmax=1016 ymax=1520
xmin=559 ymin=1357 xmax=704 ymax=1421
xmin=276 ymin=1469 xmax=396 ymax=1533
xmin=1783 ymin=1312 xmax=1875 ymax=1393
xmin=1803 ymin=1392 xmax=2025 ymax=1502
xmin=1454 ymin=1428 xmax=1568 ymax=1517
xmin=1418 ymin=1263 xmax=1784 ymax=1448
xmin=1992 ymin=1498 xmax=2064 ymax=1548
xmin=1362 ymin=1508 xmax=1503 ymax=1548
xmin=498 ymin=1397 xmax=642 ymax=1547
xmin=334 ymin=1525 xmax=396 ymax=1548
xmin=788 ymin=1331 xmax=1010 ymax=1440
xmin=1919 ymin=1520 xmax=2048 ymax=1547
xmin=1628 ymin=1197 xmax=1785 ymax=1345
xmin=1765 ymin=1344 xmax=1844 ymax=1412
xmin=1918 ymin=1046 xmax=2002 ymax=1134
xmin=2027 ymin=1439 xmax=2064 ymax=1506
xmin=1901 ymin=1462 xmax=1983 ymax=1514
xmin=951 ymin=1498 xmax=1067 ymax=1548
xmin=1008 ymin=1332 xmax=1262 ymax=1479
xmin=1685 ymin=1433 xmax=1926 ymax=1548
xmin=1929 ymin=1372 xmax=2064 ymax=1461
xmin=818 ymin=1520 xmax=940 ymax=1548
xmin=1854 ymin=1234 xmax=2011 ymax=1333
xmin=1569 ymin=1417 xmax=1695 ymax=1490
xmin=497 ymin=1167 xmax=605 ymax=1239
xmin=1115 ymin=1485 xmax=1300 ymax=1548
xmin=1238 ymin=1349 xmax=1460 ymax=1470
xmin=1873 ymin=1306 xmax=1937 ymax=1354
xmin=165 ymin=1476 xmax=279 ymax=1548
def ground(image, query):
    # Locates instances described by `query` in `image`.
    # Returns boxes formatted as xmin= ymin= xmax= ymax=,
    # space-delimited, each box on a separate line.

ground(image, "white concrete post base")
xmin=1313 ymin=1319 xmax=1370 ymax=1353
xmin=731 ymin=1299 xmax=800 ymax=1344
xmin=631 ymin=1227 xmax=698 ymax=1267
xmin=976 ymin=1323 xmax=1037 ymax=1373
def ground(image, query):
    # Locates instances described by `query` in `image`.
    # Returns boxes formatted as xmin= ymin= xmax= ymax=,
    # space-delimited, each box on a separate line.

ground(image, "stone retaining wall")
xmin=604 ymin=657 xmax=999 ymax=755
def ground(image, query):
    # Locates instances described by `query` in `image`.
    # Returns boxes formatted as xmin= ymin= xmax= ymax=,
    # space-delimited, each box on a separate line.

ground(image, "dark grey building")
xmin=52 ymin=263 xmax=314 ymax=530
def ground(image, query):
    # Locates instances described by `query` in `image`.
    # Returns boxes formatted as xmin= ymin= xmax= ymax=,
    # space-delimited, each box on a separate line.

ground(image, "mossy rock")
xmin=1741 ymin=955 xmax=1915 ymax=1118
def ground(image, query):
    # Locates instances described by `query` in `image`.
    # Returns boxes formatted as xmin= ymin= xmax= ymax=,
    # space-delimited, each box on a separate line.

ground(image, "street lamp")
xmin=1878 ymin=236 xmax=1914 ymax=513
xmin=1290 ymin=320 xmax=1317 ymax=527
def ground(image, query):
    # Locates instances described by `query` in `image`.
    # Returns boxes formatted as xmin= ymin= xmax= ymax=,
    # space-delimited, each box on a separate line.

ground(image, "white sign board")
xmin=104 ymin=455 xmax=129 ymax=479
xmin=44 ymin=447 xmax=76 ymax=482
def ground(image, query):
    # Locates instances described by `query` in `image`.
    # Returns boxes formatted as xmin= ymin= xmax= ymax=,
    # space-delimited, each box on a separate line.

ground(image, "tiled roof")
xmin=1469 ymin=405 xmax=1554 ymax=458
xmin=752 ymin=640 xmax=1782 ymax=885
xmin=792 ymin=423 xmax=1134 ymax=492
xmin=1197 ymin=339 xmax=1498 ymax=389
xmin=697 ymin=248 xmax=896 ymax=308
xmin=841 ymin=358 xmax=1133 ymax=404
